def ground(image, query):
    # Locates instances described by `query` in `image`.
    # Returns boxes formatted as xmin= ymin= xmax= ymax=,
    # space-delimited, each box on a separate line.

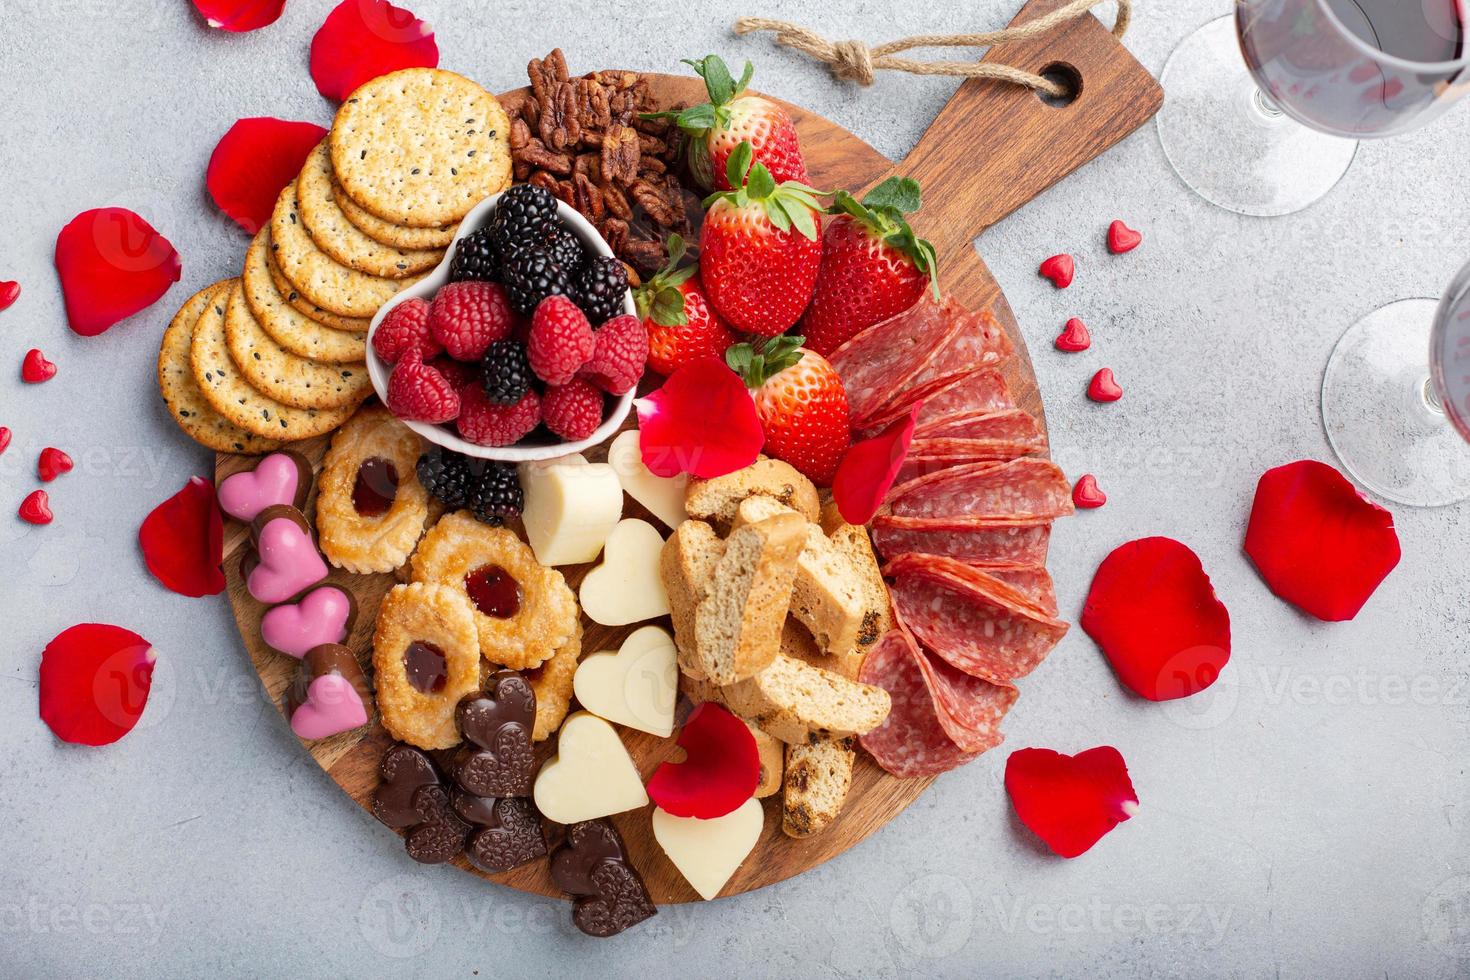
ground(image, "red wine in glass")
xmin=1238 ymin=0 xmax=1468 ymax=136
xmin=1432 ymin=263 xmax=1470 ymax=445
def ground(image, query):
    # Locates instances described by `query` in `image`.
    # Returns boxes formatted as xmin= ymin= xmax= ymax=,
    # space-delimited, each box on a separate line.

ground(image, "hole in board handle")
xmin=1036 ymin=62 xmax=1083 ymax=108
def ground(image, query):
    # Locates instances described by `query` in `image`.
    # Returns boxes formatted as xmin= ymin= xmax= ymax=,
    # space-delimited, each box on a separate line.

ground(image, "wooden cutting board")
xmin=217 ymin=0 xmax=1161 ymax=904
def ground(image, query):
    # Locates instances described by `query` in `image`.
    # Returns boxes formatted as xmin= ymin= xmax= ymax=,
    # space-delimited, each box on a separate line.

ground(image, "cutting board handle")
xmin=890 ymin=0 xmax=1163 ymax=257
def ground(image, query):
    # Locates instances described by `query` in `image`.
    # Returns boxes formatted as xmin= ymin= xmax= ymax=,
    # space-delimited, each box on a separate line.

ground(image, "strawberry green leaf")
xmin=746 ymin=160 xmax=777 ymax=199
xmin=785 ymin=198 xmax=818 ymax=241
xmin=650 ymin=288 xmax=687 ymax=326
xmin=727 ymin=141 xmax=754 ymax=189
xmin=764 ymin=197 xmax=793 ymax=233
xmin=863 ymin=176 xmax=922 ymax=214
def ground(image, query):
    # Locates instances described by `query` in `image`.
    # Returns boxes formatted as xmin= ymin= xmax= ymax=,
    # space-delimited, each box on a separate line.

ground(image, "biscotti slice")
xmin=782 ymin=737 xmax=856 ymax=838
xmin=733 ymin=495 xmax=867 ymax=656
xmin=826 ymin=522 xmax=893 ymax=651
xmin=748 ymin=721 xmax=785 ymax=798
xmin=692 ymin=512 xmax=805 ymax=684
xmin=685 ymin=458 xmax=821 ymax=526
xmin=660 ymin=520 xmax=725 ymax=680
xmin=720 ymin=654 xmax=891 ymax=745
xmin=780 ymin=617 xmax=863 ymax=682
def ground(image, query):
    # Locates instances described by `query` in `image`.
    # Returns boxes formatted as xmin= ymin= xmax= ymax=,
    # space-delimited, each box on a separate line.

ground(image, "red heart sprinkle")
xmin=1072 ymin=474 xmax=1106 ymax=508
xmin=1005 ymin=746 xmax=1138 ymax=858
xmin=646 ymin=701 xmax=760 ymax=819
xmin=1038 ymin=253 xmax=1074 ymax=288
xmin=0 ymin=427 xmax=11 ymax=456
xmin=1107 ymin=220 xmax=1142 ymax=254
xmin=38 ymin=448 xmax=74 ymax=483
xmin=22 ymin=349 xmax=56 ymax=384
xmin=1054 ymin=317 xmax=1091 ymax=352
xmin=1087 ymin=368 xmax=1121 ymax=402
xmin=0 ymin=280 xmax=19 ymax=312
xmin=19 ymin=490 xmax=53 ymax=525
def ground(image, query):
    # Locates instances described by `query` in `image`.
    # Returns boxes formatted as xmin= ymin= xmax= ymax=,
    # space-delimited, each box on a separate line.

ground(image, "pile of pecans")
xmin=509 ymin=49 xmax=696 ymax=275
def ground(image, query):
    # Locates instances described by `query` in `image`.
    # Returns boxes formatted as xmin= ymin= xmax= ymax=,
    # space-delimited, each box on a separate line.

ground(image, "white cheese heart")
xmin=533 ymin=711 xmax=649 ymax=825
xmin=608 ymin=429 xmax=688 ymax=529
xmin=519 ymin=454 xmax=623 ymax=566
xmin=651 ymin=797 xmax=764 ymax=901
xmin=573 ymin=625 xmax=678 ymax=737
xmin=579 ymin=519 xmax=670 ymax=627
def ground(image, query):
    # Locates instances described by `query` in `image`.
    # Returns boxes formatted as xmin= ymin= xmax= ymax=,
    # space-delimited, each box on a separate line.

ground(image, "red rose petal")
xmin=1072 ymin=473 xmax=1106 ymax=509
xmin=139 ymin=477 xmax=226 ymax=598
xmin=1054 ymin=317 xmax=1091 ymax=352
xmin=39 ymin=624 xmax=156 ymax=746
xmin=19 ymin=490 xmax=52 ymax=525
xmin=1039 ymin=253 xmax=1074 ymax=288
xmin=0 ymin=427 xmax=11 ymax=456
xmin=309 ymin=0 xmax=439 ymax=102
xmin=1107 ymin=219 xmax=1142 ymax=254
xmin=832 ymin=403 xmax=919 ymax=525
xmin=1087 ymin=367 xmax=1122 ymax=402
xmin=207 ymin=118 xmax=329 ymax=234
xmin=55 ymin=208 xmax=181 ymax=337
xmin=22 ymin=348 xmax=56 ymax=383
xmin=0 ymin=280 xmax=19 ymax=312
xmin=635 ymin=357 xmax=764 ymax=479
xmin=1081 ymin=536 xmax=1230 ymax=701
xmin=191 ymin=0 xmax=286 ymax=31
xmin=1005 ymin=746 xmax=1138 ymax=858
xmin=38 ymin=447 xmax=74 ymax=483
xmin=1244 ymin=459 xmax=1400 ymax=621
xmin=646 ymin=702 xmax=760 ymax=819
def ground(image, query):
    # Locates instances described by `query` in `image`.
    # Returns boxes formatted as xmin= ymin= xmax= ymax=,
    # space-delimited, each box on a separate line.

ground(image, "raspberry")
xmin=579 ymin=314 xmax=647 ymax=395
xmin=372 ymin=298 xmax=440 ymax=364
xmin=430 ymin=355 xmax=481 ymax=393
xmin=542 ymin=378 xmax=605 ymax=441
xmin=527 ymin=295 xmax=595 ymax=385
xmin=387 ymin=357 xmax=461 ymax=423
xmin=456 ymin=384 xmax=541 ymax=447
xmin=429 ymin=281 xmax=514 ymax=361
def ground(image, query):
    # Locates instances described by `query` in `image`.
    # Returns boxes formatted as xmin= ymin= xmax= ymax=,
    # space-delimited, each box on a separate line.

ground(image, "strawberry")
xmin=647 ymin=55 xmax=807 ymax=191
xmin=800 ymin=177 xmax=938 ymax=357
xmin=699 ymin=143 xmax=825 ymax=338
xmin=727 ymin=336 xmax=851 ymax=486
xmin=634 ymin=234 xmax=739 ymax=376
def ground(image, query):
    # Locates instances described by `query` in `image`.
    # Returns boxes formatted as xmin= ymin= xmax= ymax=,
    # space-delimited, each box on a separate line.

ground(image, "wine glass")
xmin=1157 ymin=0 xmax=1469 ymax=216
xmin=1323 ymin=258 xmax=1470 ymax=506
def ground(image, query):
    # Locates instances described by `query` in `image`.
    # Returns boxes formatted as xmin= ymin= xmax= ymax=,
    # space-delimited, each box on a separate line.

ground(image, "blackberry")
xmin=416 ymin=450 xmax=476 ymax=509
xmin=468 ymin=462 xmax=524 ymax=526
xmin=448 ymin=228 xmax=498 ymax=283
xmin=480 ymin=340 xmax=533 ymax=405
xmin=503 ymin=251 xmax=570 ymax=316
xmin=547 ymin=226 xmax=586 ymax=275
xmin=575 ymin=256 xmax=630 ymax=325
xmin=490 ymin=184 xmax=558 ymax=255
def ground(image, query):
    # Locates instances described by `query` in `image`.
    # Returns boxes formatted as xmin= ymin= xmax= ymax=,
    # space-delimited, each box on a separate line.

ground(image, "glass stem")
xmin=1421 ymin=375 xmax=1446 ymax=417
xmin=1252 ymin=87 xmax=1285 ymax=119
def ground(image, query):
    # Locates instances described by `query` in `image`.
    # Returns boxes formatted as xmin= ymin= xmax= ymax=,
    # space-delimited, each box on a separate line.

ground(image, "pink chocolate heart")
xmin=218 ymin=454 xmax=301 ymax=522
xmin=290 ymin=674 xmax=368 ymax=740
xmin=260 ymin=587 xmax=352 ymax=658
xmin=247 ymin=517 xmax=328 ymax=604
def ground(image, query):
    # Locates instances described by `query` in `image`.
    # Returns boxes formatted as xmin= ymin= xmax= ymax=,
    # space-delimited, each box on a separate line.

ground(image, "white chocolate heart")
xmin=651 ymin=797 xmax=764 ymax=901
xmin=579 ymin=519 xmax=670 ymax=627
xmin=608 ymin=429 xmax=688 ymax=529
xmin=519 ymin=454 xmax=623 ymax=566
xmin=533 ymin=711 xmax=649 ymax=825
xmin=573 ymin=625 xmax=678 ymax=737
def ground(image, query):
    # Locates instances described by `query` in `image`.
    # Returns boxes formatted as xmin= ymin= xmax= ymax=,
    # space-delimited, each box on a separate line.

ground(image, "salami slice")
xmin=829 ymin=294 xmax=959 ymax=429
xmin=977 ymin=563 xmax=1058 ymax=616
xmin=915 ymin=408 xmax=1043 ymax=445
xmin=861 ymin=368 xmax=1015 ymax=435
xmin=886 ymin=553 xmax=1068 ymax=683
xmin=858 ymin=627 xmax=980 ymax=778
xmin=905 ymin=437 xmax=1040 ymax=462
xmin=867 ymin=305 xmax=1013 ymax=425
xmin=915 ymin=642 xmax=1018 ymax=753
xmin=872 ymin=515 xmax=1052 ymax=565
xmin=889 ymin=458 xmax=1073 ymax=522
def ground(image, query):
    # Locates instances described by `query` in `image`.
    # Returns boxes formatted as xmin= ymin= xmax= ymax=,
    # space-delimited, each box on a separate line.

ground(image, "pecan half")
xmin=601 ymin=126 xmax=640 ymax=186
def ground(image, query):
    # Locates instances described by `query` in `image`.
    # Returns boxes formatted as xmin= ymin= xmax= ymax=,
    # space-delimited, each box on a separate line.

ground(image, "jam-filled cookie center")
xmin=464 ymin=564 xmax=523 ymax=619
xmin=404 ymin=640 xmax=448 ymax=693
xmin=353 ymin=457 xmax=399 ymax=517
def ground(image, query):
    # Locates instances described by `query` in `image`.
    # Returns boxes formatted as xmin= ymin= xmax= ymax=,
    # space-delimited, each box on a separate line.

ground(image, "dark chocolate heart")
xmin=550 ymin=819 xmax=629 ymax=896
xmin=572 ymin=861 xmax=658 ymax=938
xmin=404 ymin=785 xmax=471 ymax=865
xmin=373 ymin=743 xmax=440 ymax=829
xmin=452 ymin=722 xmax=536 ymax=798
xmin=457 ymin=673 xmax=536 ymax=746
xmin=465 ymin=797 xmax=548 ymax=874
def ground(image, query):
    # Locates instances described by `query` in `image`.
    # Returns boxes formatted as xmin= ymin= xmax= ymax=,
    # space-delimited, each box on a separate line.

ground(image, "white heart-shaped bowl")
xmin=366 ymin=193 xmax=637 ymax=462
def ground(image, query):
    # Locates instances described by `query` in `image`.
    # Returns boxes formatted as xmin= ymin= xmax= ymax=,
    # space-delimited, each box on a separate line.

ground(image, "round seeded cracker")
xmin=333 ymin=182 xmax=457 ymax=250
xmin=242 ymin=228 xmax=366 ymax=364
xmin=223 ymin=283 xmax=371 ymax=411
xmin=264 ymin=249 xmax=371 ymax=333
xmin=157 ymin=281 xmax=282 ymax=455
xmin=329 ymin=68 xmax=511 ymax=228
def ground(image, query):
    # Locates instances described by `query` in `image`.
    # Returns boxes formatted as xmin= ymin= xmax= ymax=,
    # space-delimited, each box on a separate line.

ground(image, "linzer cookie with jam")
xmin=372 ymin=582 xmax=480 ymax=750
xmin=315 ymin=403 xmax=430 ymax=573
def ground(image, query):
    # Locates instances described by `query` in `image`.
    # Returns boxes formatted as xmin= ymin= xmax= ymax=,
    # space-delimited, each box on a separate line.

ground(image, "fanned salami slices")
xmin=829 ymin=293 xmax=958 ymax=428
xmin=913 ymin=640 xmax=1019 ymax=753
xmin=903 ymin=438 xmax=1040 ymax=464
xmin=885 ymin=553 xmax=1068 ymax=683
xmin=858 ymin=627 xmax=982 ymax=778
xmin=889 ymin=458 xmax=1073 ymax=522
xmin=914 ymin=408 xmax=1043 ymax=444
xmin=913 ymin=368 xmax=1015 ymax=427
xmin=878 ymin=305 xmax=1012 ymax=424
xmin=873 ymin=516 xmax=1052 ymax=565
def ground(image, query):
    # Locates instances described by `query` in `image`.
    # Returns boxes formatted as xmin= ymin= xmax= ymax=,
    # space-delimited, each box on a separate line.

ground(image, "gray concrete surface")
xmin=3 ymin=1 xmax=1468 ymax=976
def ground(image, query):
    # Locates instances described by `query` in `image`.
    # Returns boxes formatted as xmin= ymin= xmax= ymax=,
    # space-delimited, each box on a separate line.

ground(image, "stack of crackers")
xmin=158 ymin=68 xmax=513 ymax=452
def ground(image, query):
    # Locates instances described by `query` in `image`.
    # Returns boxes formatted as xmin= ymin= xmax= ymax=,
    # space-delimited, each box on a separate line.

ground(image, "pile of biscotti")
xmin=661 ymin=458 xmax=895 ymax=838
